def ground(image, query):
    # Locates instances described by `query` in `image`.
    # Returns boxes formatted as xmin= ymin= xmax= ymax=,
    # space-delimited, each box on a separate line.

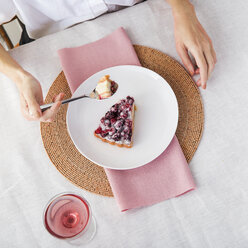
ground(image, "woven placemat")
xmin=40 ymin=45 xmax=204 ymax=197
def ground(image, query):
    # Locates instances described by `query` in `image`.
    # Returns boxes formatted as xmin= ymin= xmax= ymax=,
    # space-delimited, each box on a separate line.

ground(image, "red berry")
xmin=101 ymin=129 xmax=109 ymax=138
xmin=95 ymin=127 xmax=102 ymax=134
xmin=105 ymin=119 xmax=110 ymax=125
xmin=112 ymin=132 xmax=121 ymax=141
xmin=120 ymin=112 xmax=128 ymax=119
xmin=127 ymin=96 xmax=134 ymax=105
xmin=120 ymin=99 xmax=126 ymax=105
xmin=120 ymin=105 xmax=126 ymax=111
xmin=123 ymin=125 xmax=130 ymax=133
xmin=100 ymin=117 xmax=105 ymax=124
xmin=125 ymin=103 xmax=130 ymax=109
xmin=111 ymin=105 xmax=118 ymax=112
xmin=109 ymin=127 xmax=116 ymax=136
xmin=125 ymin=119 xmax=132 ymax=127
xmin=111 ymin=118 xmax=117 ymax=124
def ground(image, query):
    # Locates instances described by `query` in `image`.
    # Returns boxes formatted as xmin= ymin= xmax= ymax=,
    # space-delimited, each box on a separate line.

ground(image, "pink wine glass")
xmin=43 ymin=193 xmax=96 ymax=245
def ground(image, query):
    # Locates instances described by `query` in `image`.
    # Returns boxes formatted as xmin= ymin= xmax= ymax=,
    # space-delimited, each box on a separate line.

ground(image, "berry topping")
xmin=120 ymin=105 xmax=126 ymax=111
xmin=109 ymin=127 xmax=116 ymax=136
xmin=111 ymin=86 xmax=115 ymax=93
xmin=125 ymin=119 xmax=132 ymax=127
xmin=101 ymin=130 xmax=109 ymax=138
xmin=95 ymin=127 xmax=102 ymax=134
xmin=112 ymin=132 xmax=121 ymax=141
xmin=120 ymin=111 xmax=128 ymax=119
xmin=125 ymin=103 xmax=130 ymax=109
xmin=111 ymin=105 xmax=118 ymax=112
xmin=120 ymin=99 xmax=126 ymax=105
xmin=95 ymin=96 xmax=135 ymax=147
xmin=110 ymin=118 xmax=117 ymax=124
xmin=105 ymin=119 xmax=110 ymax=126
xmin=100 ymin=117 xmax=105 ymax=124
xmin=114 ymin=119 xmax=124 ymax=130
xmin=127 ymin=96 xmax=134 ymax=105
xmin=105 ymin=111 xmax=111 ymax=118
xmin=123 ymin=125 xmax=130 ymax=133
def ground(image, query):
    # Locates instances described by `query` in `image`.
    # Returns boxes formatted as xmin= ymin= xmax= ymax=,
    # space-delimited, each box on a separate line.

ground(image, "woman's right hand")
xmin=167 ymin=0 xmax=217 ymax=89
xmin=17 ymin=72 xmax=64 ymax=122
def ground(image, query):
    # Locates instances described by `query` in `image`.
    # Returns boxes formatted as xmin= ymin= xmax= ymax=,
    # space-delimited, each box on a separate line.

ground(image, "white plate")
xmin=67 ymin=65 xmax=178 ymax=170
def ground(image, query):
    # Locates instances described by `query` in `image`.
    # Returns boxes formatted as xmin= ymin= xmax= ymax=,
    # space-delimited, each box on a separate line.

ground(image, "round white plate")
xmin=67 ymin=65 xmax=178 ymax=170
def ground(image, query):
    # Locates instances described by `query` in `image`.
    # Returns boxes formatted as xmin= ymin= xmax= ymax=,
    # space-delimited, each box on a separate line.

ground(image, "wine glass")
xmin=43 ymin=192 xmax=96 ymax=245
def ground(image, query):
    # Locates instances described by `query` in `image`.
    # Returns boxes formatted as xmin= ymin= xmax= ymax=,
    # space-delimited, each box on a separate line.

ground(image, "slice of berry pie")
xmin=94 ymin=96 xmax=135 ymax=148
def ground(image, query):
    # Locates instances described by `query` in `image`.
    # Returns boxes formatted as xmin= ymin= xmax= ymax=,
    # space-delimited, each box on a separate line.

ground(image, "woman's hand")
xmin=171 ymin=0 xmax=217 ymax=89
xmin=17 ymin=72 xmax=64 ymax=122
xmin=0 ymin=44 xmax=64 ymax=120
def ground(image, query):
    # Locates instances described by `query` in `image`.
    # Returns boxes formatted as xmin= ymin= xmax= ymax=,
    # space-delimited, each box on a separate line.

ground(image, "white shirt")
xmin=0 ymin=0 xmax=143 ymax=39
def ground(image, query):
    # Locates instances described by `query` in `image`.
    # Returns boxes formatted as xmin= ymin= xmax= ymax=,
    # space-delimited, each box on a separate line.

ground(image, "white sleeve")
xmin=104 ymin=0 xmax=144 ymax=6
xmin=0 ymin=0 xmax=17 ymax=24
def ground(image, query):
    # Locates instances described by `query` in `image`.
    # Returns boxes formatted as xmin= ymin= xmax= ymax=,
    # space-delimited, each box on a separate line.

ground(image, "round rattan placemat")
xmin=40 ymin=45 xmax=204 ymax=197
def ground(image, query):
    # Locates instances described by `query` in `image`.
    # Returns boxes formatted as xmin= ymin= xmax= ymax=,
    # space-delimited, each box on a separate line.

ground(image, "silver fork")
xmin=40 ymin=80 xmax=118 ymax=112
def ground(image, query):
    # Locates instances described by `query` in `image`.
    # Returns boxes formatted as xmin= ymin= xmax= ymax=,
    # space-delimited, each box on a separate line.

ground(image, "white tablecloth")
xmin=1 ymin=0 xmax=248 ymax=247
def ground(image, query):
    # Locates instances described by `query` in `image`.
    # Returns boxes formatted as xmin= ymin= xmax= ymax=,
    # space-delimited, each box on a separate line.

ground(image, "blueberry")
xmin=114 ymin=119 xmax=124 ymax=130
xmin=112 ymin=132 xmax=121 ymax=141
xmin=101 ymin=132 xmax=108 ymax=138
xmin=123 ymin=125 xmax=130 ymax=133
xmin=118 ymin=126 xmax=124 ymax=133
xmin=105 ymin=111 xmax=111 ymax=118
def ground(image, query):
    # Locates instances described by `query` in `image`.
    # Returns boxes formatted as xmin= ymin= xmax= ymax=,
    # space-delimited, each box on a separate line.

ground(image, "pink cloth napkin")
xmin=58 ymin=27 xmax=196 ymax=211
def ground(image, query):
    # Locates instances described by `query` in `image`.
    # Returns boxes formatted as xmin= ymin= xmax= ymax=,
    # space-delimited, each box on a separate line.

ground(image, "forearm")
xmin=166 ymin=0 xmax=194 ymax=16
xmin=0 ymin=43 xmax=29 ymax=87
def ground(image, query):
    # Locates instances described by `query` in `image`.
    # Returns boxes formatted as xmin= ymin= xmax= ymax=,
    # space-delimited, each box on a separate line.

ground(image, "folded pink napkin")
xmin=58 ymin=27 xmax=196 ymax=211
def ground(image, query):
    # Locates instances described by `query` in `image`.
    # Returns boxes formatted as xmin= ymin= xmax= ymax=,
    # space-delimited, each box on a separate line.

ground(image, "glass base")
xmin=68 ymin=215 xmax=97 ymax=246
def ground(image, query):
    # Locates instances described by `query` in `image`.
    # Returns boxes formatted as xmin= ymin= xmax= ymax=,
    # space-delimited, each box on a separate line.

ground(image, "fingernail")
xmin=189 ymin=66 xmax=194 ymax=75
